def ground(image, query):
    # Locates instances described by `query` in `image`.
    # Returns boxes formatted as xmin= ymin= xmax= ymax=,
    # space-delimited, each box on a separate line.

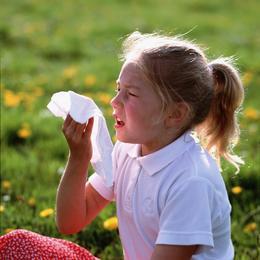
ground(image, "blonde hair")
xmin=120 ymin=31 xmax=244 ymax=172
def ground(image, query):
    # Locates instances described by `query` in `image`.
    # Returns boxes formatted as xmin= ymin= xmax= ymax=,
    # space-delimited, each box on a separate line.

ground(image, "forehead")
xmin=117 ymin=61 xmax=149 ymax=88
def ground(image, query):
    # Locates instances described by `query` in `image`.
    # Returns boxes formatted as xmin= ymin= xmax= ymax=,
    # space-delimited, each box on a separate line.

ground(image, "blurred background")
xmin=1 ymin=0 xmax=259 ymax=259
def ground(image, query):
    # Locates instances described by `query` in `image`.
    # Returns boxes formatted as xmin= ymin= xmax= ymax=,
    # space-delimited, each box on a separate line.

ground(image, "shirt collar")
xmin=127 ymin=131 xmax=196 ymax=176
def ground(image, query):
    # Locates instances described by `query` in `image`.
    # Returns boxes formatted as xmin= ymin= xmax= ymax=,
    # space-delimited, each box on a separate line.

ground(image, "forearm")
xmin=56 ymin=155 xmax=89 ymax=234
xmin=151 ymin=245 xmax=198 ymax=260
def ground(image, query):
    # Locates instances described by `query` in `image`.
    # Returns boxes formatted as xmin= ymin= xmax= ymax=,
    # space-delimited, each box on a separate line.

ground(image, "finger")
xmin=63 ymin=114 xmax=73 ymax=128
xmin=64 ymin=117 xmax=79 ymax=135
xmin=75 ymin=122 xmax=87 ymax=136
xmin=83 ymin=117 xmax=94 ymax=139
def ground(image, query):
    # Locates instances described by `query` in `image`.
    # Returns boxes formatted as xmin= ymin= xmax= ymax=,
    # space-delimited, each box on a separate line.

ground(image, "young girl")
xmin=57 ymin=31 xmax=244 ymax=259
xmin=0 ymin=31 xmax=244 ymax=260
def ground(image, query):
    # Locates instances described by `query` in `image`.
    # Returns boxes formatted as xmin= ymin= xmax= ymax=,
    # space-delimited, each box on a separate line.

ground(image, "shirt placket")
xmin=125 ymin=160 xmax=142 ymax=212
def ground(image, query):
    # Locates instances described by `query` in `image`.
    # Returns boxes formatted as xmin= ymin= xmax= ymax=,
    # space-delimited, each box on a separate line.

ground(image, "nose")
xmin=110 ymin=92 xmax=122 ymax=109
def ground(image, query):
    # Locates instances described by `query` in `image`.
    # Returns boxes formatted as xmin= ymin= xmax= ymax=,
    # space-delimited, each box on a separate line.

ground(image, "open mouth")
xmin=113 ymin=112 xmax=125 ymax=129
xmin=115 ymin=117 xmax=125 ymax=128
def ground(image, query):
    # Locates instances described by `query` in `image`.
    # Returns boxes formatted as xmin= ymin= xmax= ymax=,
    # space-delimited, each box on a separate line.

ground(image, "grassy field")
xmin=1 ymin=0 xmax=259 ymax=259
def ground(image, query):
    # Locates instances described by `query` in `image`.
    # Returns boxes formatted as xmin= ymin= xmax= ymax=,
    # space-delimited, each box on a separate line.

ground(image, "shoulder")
xmin=182 ymin=141 xmax=221 ymax=181
xmin=166 ymin=145 xmax=226 ymax=204
xmin=158 ymin=143 xmax=225 ymax=208
xmin=183 ymin=143 xmax=230 ymax=200
xmin=167 ymin=175 xmax=215 ymax=202
xmin=149 ymin=139 xmax=219 ymax=204
xmin=161 ymin=142 xmax=218 ymax=186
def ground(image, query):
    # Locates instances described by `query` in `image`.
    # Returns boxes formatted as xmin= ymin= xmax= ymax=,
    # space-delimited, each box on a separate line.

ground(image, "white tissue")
xmin=47 ymin=91 xmax=114 ymax=187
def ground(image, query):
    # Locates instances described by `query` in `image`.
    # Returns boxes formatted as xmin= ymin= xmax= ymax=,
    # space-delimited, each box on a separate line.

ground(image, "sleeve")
xmin=156 ymin=177 xmax=215 ymax=247
xmin=88 ymin=141 xmax=121 ymax=201
xmin=88 ymin=173 xmax=114 ymax=201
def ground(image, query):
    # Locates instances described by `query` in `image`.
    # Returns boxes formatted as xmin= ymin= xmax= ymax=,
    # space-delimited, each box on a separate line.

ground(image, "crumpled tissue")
xmin=47 ymin=90 xmax=113 ymax=187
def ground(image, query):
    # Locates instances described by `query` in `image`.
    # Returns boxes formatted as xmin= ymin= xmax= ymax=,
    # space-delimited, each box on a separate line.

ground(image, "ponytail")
xmin=196 ymin=57 xmax=244 ymax=172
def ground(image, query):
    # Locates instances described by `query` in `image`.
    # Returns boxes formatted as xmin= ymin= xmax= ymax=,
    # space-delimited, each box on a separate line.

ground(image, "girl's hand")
xmin=62 ymin=115 xmax=94 ymax=162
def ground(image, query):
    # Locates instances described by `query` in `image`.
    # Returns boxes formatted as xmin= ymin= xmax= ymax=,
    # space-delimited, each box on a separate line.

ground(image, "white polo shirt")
xmin=89 ymin=131 xmax=234 ymax=260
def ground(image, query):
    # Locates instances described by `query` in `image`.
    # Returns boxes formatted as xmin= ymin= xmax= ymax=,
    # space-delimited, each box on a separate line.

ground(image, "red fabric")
xmin=0 ymin=229 xmax=97 ymax=260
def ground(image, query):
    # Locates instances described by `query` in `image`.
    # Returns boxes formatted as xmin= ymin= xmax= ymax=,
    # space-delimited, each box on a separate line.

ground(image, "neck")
xmin=141 ymin=129 xmax=186 ymax=156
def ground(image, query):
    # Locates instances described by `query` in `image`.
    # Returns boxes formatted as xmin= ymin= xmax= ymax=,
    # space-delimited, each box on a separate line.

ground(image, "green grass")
xmin=1 ymin=0 xmax=260 ymax=259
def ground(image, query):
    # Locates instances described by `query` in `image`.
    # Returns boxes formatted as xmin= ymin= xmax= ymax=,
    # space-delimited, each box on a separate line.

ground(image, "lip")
xmin=113 ymin=113 xmax=125 ymax=129
xmin=114 ymin=123 xmax=124 ymax=129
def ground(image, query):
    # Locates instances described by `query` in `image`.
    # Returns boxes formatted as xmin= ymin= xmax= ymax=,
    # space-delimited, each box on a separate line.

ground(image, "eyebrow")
xmin=116 ymin=80 xmax=140 ymax=89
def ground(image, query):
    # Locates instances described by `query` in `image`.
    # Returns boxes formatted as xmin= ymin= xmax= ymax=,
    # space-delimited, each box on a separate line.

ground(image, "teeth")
xmin=113 ymin=113 xmax=125 ymax=126
xmin=116 ymin=118 xmax=125 ymax=126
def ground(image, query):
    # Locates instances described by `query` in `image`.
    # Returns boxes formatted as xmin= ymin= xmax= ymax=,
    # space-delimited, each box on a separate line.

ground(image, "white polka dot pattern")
xmin=0 ymin=229 xmax=97 ymax=260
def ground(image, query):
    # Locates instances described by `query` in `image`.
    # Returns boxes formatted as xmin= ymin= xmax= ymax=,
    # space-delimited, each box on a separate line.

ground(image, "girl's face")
xmin=111 ymin=60 xmax=168 ymax=155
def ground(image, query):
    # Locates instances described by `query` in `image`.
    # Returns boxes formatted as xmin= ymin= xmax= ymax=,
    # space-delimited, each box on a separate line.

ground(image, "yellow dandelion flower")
xmin=2 ymin=180 xmax=11 ymax=190
xmin=4 ymin=228 xmax=15 ymax=234
xmin=243 ymin=222 xmax=257 ymax=233
xmin=0 ymin=205 xmax=5 ymax=213
xmin=231 ymin=186 xmax=243 ymax=194
xmin=39 ymin=208 xmax=54 ymax=218
xmin=98 ymin=93 xmax=112 ymax=105
xmin=84 ymin=75 xmax=97 ymax=86
xmin=63 ymin=66 xmax=77 ymax=79
xmin=4 ymin=89 xmax=21 ymax=107
xmin=103 ymin=216 xmax=118 ymax=231
xmin=242 ymin=71 xmax=253 ymax=87
xmin=28 ymin=197 xmax=36 ymax=207
xmin=244 ymin=107 xmax=259 ymax=120
xmin=17 ymin=123 xmax=32 ymax=139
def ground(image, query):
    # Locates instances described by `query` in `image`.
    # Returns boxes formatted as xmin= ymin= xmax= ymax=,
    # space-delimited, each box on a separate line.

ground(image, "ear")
xmin=165 ymin=102 xmax=190 ymax=128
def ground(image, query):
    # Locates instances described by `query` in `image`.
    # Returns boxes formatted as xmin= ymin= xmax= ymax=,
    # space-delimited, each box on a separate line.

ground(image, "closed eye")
xmin=128 ymin=92 xmax=138 ymax=97
xmin=115 ymin=87 xmax=138 ymax=97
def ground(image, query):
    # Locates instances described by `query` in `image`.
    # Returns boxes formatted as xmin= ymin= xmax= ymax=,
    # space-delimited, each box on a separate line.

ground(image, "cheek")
xmin=124 ymin=104 xmax=143 ymax=126
xmin=128 ymin=107 xmax=155 ymax=129
xmin=125 ymin=100 xmax=162 ymax=127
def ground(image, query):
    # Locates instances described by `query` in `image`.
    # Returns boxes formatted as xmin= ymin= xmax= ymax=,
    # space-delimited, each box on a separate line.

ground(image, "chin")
xmin=116 ymin=134 xmax=139 ymax=144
